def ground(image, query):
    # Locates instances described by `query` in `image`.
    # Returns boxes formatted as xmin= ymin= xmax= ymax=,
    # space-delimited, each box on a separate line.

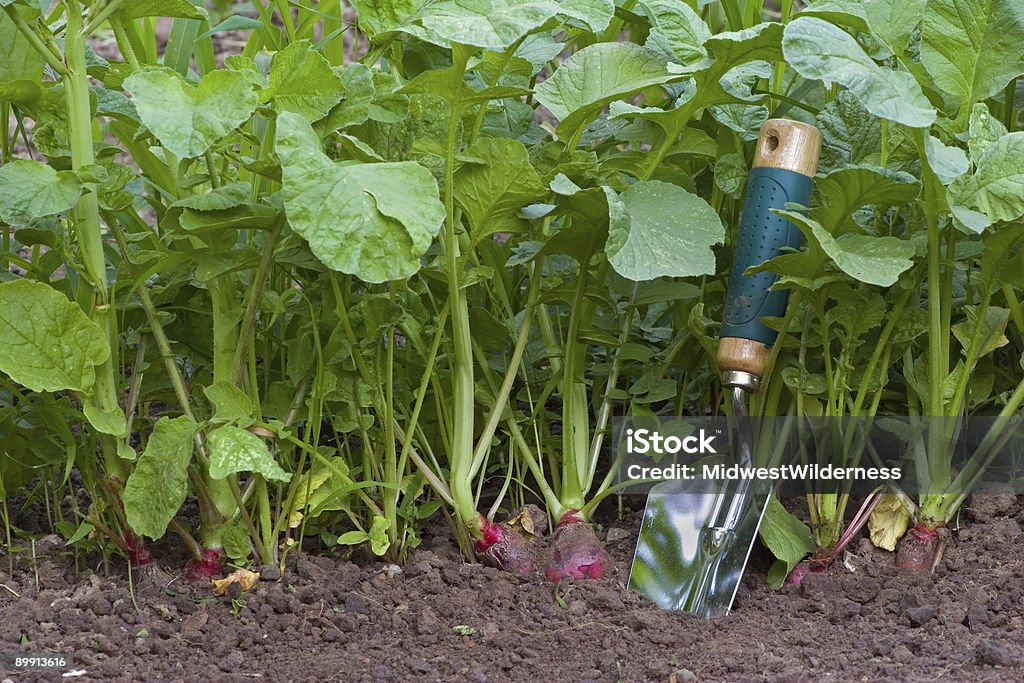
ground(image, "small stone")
xmin=670 ymin=669 xmax=697 ymax=683
xmin=380 ymin=564 xmax=403 ymax=579
xmin=605 ymin=527 xmax=631 ymax=543
xmin=259 ymin=564 xmax=282 ymax=582
xmin=976 ymin=641 xmax=1016 ymax=667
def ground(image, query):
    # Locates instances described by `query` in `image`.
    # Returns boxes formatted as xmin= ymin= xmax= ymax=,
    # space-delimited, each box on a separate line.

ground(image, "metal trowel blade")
xmin=627 ymin=477 xmax=772 ymax=618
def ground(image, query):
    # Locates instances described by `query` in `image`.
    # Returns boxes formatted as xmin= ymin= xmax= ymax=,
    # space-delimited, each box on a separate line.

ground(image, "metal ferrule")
xmin=721 ymin=370 xmax=760 ymax=392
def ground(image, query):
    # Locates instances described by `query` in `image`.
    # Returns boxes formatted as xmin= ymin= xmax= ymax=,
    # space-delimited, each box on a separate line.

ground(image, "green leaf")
xmin=318 ymin=63 xmax=375 ymax=133
xmin=638 ymin=0 xmax=711 ymax=65
xmin=454 ymin=138 xmax=546 ymax=241
xmin=350 ymin=0 xmax=421 ymax=39
xmin=125 ymin=67 xmax=259 ymax=158
xmin=0 ymin=280 xmax=109 ymax=393
xmin=0 ymin=7 xmax=44 ymax=104
xmin=83 ymin=403 xmax=128 ymax=437
xmin=713 ymin=152 xmax=747 ymax=197
xmin=115 ymin=0 xmax=208 ymax=20
xmin=952 ymin=306 xmax=1010 ymax=358
xmin=222 ymin=521 xmax=251 ymax=562
xmin=204 ymin=382 xmax=255 ymax=425
xmin=759 ymin=496 xmax=813 ymax=589
xmin=400 ymin=0 xmax=560 ymax=49
xmin=196 ymin=15 xmax=264 ymax=40
xmin=782 ymin=17 xmax=935 ymax=128
xmin=276 ymin=112 xmax=444 ymax=283
xmin=605 ymin=180 xmax=723 ymax=281
xmin=207 ymin=425 xmax=291 ymax=482
xmin=863 ymin=0 xmax=927 ymax=54
xmin=264 ymin=41 xmax=344 ymax=122
xmin=967 ymin=103 xmax=1007 ymax=164
xmin=558 ymin=0 xmax=614 ymax=32
xmin=336 ymin=530 xmax=370 ymax=546
xmin=778 ymin=210 xmax=915 ymax=287
xmin=535 ymin=42 xmax=672 ymax=139
xmin=123 ymin=416 xmax=197 ymax=540
xmin=816 ymin=92 xmax=882 ymax=172
xmin=0 ymin=160 xmax=82 ymax=224
xmin=812 ymin=167 xmax=920 ymax=233
xmin=948 ymin=132 xmax=1024 ymax=225
xmin=368 ymin=515 xmax=391 ymax=556
xmin=923 ymin=134 xmax=969 ymax=185
xmin=920 ymin=0 xmax=1024 ymax=116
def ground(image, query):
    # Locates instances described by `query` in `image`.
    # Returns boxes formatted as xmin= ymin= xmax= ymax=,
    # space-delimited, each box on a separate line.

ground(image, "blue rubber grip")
xmin=720 ymin=166 xmax=814 ymax=347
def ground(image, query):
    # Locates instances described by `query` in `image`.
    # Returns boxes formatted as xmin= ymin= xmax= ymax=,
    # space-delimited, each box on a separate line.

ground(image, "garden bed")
xmin=2 ymin=497 xmax=1023 ymax=682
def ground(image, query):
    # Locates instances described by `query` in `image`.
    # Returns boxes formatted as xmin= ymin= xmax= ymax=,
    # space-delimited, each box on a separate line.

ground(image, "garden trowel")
xmin=629 ymin=120 xmax=821 ymax=617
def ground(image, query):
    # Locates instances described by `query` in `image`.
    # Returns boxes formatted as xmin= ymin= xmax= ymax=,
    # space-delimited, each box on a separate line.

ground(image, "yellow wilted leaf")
xmin=288 ymin=467 xmax=334 ymax=528
xmin=507 ymin=509 xmax=535 ymax=536
xmin=868 ymin=494 xmax=911 ymax=551
xmin=212 ymin=569 xmax=260 ymax=596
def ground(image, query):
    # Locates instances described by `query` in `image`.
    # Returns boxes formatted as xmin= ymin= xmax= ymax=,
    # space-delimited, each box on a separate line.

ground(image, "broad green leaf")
xmin=778 ymin=210 xmax=915 ymax=287
xmin=713 ymin=152 xmax=747 ymax=197
xmin=204 ymin=381 xmax=255 ymax=425
xmin=534 ymin=42 xmax=672 ymax=139
xmin=867 ymin=494 xmax=910 ymax=551
xmin=812 ymin=167 xmax=920 ymax=233
xmin=923 ymin=134 xmax=969 ymax=185
xmin=337 ymin=530 xmax=370 ymax=545
xmin=797 ymin=0 xmax=869 ymax=32
xmin=276 ymin=113 xmax=444 ymax=283
xmin=953 ymin=306 xmax=1010 ymax=358
xmin=454 ymin=138 xmax=546 ymax=240
xmin=559 ymin=0 xmax=614 ymax=32
xmin=174 ymin=182 xmax=250 ymax=211
xmin=605 ymin=180 xmax=723 ymax=281
xmin=760 ymin=496 xmax=813 ymax=589
xmin=703 ymin=22 xmax=783 ymax=69
xmin=400 ymin=0 xmax=560 ymax=49
xmin=125 ymin=67 xmax=259 ymax=159
xmin=368 ymin=515 xmax=391 ymax=556
xmin=350 ymin=0 xmax=421 ymax=39
xmin=638 ymin=0 xmax=711 ymax=65
xmin=783 ymin=17 xmax=935 ymax=128
xmin=920 ymin=0 xmax=1024 ymax=116
xmin=207 ymin=425 xmax=291 ymax=482
xmin=318 ymin=63 xmax=375 ymax=134
xmin=967 ymin=103 xmax=1007 ymax=164
xmin=264 ymin=41 xmax=344 ymax=122
xmin=123 ymin=416 xmax=197 ymax=540
xmin=710 ymin=103 xmax=767 ymax=141
xmin=863 ymin=0 xmax=927 ymax=54
xmin=115 ymin=0 xmax=208 ymax=20
xmin=816 ymin=92 xmax=882 ymax=172
xmin=949 ymin=132 xmax=1024 ymax=225
xmin=0 ymin=7 xmax=44 ymax=104
xmin=83 ymin=403 xmax=128 ymax=437
xmin=221 ymin=521 xmax=251 ymax=562
xmin=0 ymin=280 xmax=108 ymax=393
xmin=0 ymin=160 xmax=82 ymax=224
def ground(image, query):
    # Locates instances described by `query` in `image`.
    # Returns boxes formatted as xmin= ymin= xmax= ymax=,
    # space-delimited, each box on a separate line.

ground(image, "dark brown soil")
xmin=1 ymin=497 xmax=1023 ymax=683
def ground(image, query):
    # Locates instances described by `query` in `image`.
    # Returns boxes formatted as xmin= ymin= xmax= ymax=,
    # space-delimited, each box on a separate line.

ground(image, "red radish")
xmin=124 ymin=530 xmax=154 ymax=567
xmin=545 ymin=510 xmax=612 ymax=582
xmin=785 ymin=557 xmax=828 ymax=586
xmin=896 ymin=523 xmax=944 ymax=571
xmin=185 ymin=547 xmax=227 ymax=581
xmin=474 ymin=517 xmax=535 ymax=573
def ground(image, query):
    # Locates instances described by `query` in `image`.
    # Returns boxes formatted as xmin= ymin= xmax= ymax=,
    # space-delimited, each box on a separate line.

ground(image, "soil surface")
xmin=1 ymin=496 xmax=1023 ymax=683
